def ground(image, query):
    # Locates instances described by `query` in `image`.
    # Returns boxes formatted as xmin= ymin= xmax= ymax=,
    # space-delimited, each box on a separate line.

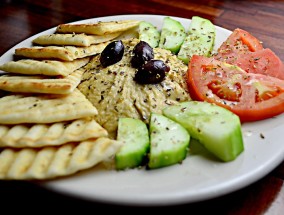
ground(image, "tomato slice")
xmin=214 ymin=28 xmax=284 ymax=80
xmin=187 ymin=55 xmax=284 ymax=122
xmin=216 ymin=28 xmax=263 ymax=54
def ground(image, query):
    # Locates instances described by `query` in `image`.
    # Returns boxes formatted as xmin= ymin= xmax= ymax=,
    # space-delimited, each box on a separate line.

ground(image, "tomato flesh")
xmin=187 ymin=55 xmax=284 ymax=122
xmin=207 ymin=80 xmax=242 ymax=102
xmin=214 ymin=28 xmax=284 ymax=80
xmin=216 ymin=28 xmax=263 ymax=54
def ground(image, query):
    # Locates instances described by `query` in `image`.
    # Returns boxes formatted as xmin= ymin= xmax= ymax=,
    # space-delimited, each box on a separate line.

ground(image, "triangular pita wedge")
xmin=0 ymin=137 xmax=123 ymax=180
xmin=0 ymin=118 xmax=108 ymax=148
xmin=33 ymin=32 xmax=121 ymax=47
xmin=0 ymin=68 xmax=84 ymax=94
xmin=56 ymin=20 xmax=140 ymax=35
xmin=0 ymin=57 xmax=90 ymax=76
xmin=14 ymin=42 xmax=109 ymax=61
xmin=0 ymin=89 xmax=97 ymax=124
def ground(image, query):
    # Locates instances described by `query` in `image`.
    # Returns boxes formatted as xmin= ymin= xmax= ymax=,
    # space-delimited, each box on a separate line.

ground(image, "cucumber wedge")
xmin=138 ymin=21 xmax=160 ymax=48
xmin=163 ymin=101 xmax=244 ymax=162
xmin=158 ymin=17 xmax=186 ymax=54
xmin=178 ymin=16 xmax=216 ymax=64
xmin=148 ymin=113 xmax=190 ymax=169
xmin=115 ymin=118 xmax=150 ymax=170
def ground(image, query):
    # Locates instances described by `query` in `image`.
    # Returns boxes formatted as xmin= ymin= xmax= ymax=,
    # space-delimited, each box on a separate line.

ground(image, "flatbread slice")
xmin=0 ymin=118 xmax=108 ymax=148
xmin=0 ymin=137 xmax=123 ymax=180
xmin=15 ymin=42 xmax=108 ymax=61
xmin=0 ymin=68 xmax=84 ymax=94
xmin=33 ymin=32 xmax=121 ymax=47
xmin=56 ymin=20 xmax=140 ymax=35
xmin=0 ymin=89 xmax=97 ymax=124
xmin=0 ymin=57 xmax=90 ymax=76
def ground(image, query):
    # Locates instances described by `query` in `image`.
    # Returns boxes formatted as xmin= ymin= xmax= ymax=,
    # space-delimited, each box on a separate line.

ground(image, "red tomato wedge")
xmin=214 ymin=28 xmax=284 ymax=80
xmin=187 ymin=55 xmax=284 ymax=122
xmin=216 ymin=28 xmax=263 ymax=53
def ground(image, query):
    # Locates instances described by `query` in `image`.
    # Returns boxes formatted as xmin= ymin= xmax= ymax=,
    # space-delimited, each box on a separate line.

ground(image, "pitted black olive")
xmin=100 ymin=40 xmax=124 ymax=67
xmin=134 ymin=59 xmax=170 ymax=84
xmin=131 ymin=41 xmax=154 ymax=68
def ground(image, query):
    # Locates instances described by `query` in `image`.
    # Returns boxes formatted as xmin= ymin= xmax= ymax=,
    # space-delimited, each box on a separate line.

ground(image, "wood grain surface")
xmin=0 ymin=0 xmax=284 ymax=214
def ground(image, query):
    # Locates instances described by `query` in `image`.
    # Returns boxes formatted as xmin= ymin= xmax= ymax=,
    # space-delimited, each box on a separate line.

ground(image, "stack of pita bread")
xmin=0 ymin=19 xmax=140 ymax=180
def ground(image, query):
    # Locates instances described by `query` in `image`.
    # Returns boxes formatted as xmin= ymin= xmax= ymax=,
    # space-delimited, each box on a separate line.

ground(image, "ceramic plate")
xmin=1 ymin=14 xmax=284 ymax=206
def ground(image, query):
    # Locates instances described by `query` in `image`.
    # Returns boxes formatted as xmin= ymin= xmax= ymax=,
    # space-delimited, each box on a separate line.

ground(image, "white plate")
xmin=1 ymin=14 xmax=284 ymax=206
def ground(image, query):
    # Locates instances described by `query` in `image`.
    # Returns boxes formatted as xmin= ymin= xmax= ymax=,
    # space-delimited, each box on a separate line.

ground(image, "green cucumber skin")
xmin=178 ymin=16 xmax=216 ymax=64
xmin=162 ymin=101 xmax=244 ymax=162
xmin=139 ymin=21 xmax=160 ymax=48
xmin=148 ymin=113 xmax=190 ymax=169
xmin=158 ymin=17 xmax=186 ymax=54
xmin=115 ymin=118 xmax=150 ymax=170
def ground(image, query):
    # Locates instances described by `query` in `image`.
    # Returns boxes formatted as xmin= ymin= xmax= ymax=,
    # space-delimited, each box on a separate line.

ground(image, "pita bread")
xmin=0 ymin=118 xmax=108 ymax=148
xmin=0 ymin=89 xmax=97 ymax=124
xmin=15 ymin=42 xmax=108 ymax=61
xmin=0 ymin=57 xmax=90 ymax=76
xmin=56 ymin=20 xmax=140 ymax=35
xmin=33 ymin=32 xmax=121 ymax=47
xmin=0 ymin=137 xmax=123 ymax=180
xmin=0 ymin=68 xmax=83 ymax=94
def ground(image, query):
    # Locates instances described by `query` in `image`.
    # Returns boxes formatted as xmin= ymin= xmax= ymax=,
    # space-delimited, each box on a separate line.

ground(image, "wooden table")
xmin=0 ymin=0 xmax=283 ymax=214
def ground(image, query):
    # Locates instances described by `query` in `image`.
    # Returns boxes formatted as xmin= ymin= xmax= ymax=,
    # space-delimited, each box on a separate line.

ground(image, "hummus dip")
xmin=78 ymin=38 xmax=191 ymax=138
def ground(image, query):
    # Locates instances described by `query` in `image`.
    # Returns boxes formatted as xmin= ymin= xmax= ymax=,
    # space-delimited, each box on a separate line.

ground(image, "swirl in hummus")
xmin=78 ymin=38 xmax=191 ymax=138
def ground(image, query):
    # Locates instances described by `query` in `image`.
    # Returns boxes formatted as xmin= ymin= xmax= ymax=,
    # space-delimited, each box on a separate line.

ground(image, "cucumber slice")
xmin=138 ymin=21 xmax=160 ymax=48
xmin=158 ymin=17 xmax=186 ymax=54
xmin=148 ymin=113 xmax=190 ymax=169
xmin=178 ymin=16 xmax=216 ymax=64
xmin=163 ymin=101 xmax=244 ymax=162
xmin=115 ymin=118 xmax=150 ymax=170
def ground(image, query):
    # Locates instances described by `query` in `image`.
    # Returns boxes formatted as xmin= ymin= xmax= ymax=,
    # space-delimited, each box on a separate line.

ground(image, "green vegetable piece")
xmin=163 ymin=101 xmax=244 ymax=162
xmin=115 ymin=118 xmax=150 ymax=170
xmin=178 ymin=16 xmax=216 ymax=64
xmin=158 ymin=17 xmax=186 ymax=54
xmin=138 ymin=21 xmax=160 ymax=48
xmin=148 ymin=113 xmax=190 ymax=169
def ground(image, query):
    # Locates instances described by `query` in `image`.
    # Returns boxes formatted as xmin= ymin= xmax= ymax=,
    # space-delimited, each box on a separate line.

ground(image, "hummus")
xmin=78 ymin=38 xmax=191 ymax=138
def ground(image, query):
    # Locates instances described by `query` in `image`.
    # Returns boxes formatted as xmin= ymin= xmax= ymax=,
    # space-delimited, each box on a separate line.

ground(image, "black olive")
xmin=134 ymin=60 xmax=170 ymax=84
xmin=100 ymin=40 xmax=124 ymax=67
xmin=131 ymin=41 xmax=154 ymax=68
